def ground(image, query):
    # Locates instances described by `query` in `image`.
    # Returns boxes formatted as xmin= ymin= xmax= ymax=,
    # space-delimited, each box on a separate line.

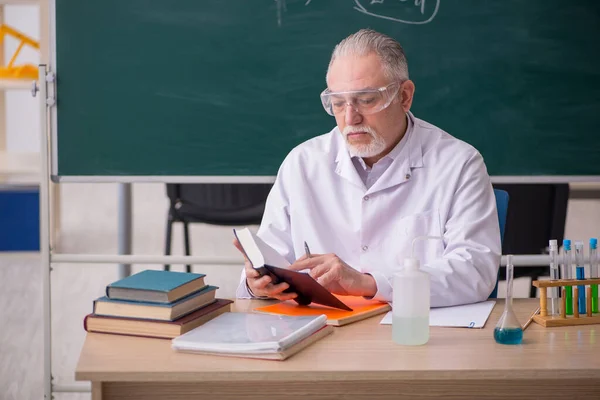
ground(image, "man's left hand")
xmin=288 ymin=253 xmax=377 ymax=297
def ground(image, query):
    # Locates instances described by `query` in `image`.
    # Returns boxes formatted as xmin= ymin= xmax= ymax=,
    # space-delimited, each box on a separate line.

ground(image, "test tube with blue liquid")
xmin=590 ymin=238 xmax=598 ymax=314
xmin=549 ymin=240 xmax=560 ymax=315
xmin=494 ymin=255 xmax=523 ymax=345
xmin=562 ymin=240 xmax=573 ymax=315
xmin=575 ymin=241 xmax=586 ymax=315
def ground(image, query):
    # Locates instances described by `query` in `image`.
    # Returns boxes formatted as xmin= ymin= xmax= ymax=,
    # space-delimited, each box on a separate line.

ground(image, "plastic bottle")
xmin=392 ymin=257 xmax=430 ymax=345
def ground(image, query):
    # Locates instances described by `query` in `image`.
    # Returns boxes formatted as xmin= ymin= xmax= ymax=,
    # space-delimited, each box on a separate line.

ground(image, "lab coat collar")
xmin=334 ymin=111 xmax=424 ymax=193
xmin=333 ymin=139 xmax=367 ymax=190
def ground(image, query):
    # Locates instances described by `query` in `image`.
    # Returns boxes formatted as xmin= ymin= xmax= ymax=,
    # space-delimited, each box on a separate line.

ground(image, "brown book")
xmin=93 ymin=285 xmax=218 ymax=321
xmin=85 ymin=299 xmax=233 ymax=339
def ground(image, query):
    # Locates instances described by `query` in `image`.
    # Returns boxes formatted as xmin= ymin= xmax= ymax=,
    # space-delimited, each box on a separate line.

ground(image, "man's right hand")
xmin=233 ymin=238 xmax=298 ymax=301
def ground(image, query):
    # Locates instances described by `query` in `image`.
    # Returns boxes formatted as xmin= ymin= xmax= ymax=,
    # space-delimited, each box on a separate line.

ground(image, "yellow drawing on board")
xmin=0 ymin=24 xmax=40 ymax=80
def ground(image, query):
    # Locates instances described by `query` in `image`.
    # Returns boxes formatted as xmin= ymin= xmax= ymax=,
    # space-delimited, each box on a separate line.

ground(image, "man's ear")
xmin=400 ymin=80 xmax=415 ymax=112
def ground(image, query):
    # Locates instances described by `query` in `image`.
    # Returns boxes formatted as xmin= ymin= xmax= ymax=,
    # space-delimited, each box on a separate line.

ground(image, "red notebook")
xmin=254 ymin=295 xmax=390 ymax=326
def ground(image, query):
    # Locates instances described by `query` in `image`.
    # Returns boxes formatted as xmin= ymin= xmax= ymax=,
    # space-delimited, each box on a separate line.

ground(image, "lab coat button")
xmin=362 ymin=245 xmax=369 ymax=252
xmin=363 ymin=195 xmax=370 ymax=201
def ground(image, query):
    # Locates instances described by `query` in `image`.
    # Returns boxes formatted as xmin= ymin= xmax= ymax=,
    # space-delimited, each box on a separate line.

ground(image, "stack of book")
xmin=84 ymin=270 xmax=232 ymax=339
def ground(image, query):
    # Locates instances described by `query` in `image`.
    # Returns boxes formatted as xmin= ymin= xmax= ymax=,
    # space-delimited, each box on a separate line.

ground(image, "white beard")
xmin=343 ymin=125 xmax=387 ymax=158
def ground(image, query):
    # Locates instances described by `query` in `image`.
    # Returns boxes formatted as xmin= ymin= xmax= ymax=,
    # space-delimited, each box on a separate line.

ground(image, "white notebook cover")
xmin=172 ymin=312 xmax=327 ymax=354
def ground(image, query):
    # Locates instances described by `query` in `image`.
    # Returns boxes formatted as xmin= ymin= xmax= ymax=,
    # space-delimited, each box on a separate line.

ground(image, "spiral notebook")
xmin=171 ymin=312 xmax=333 ymax=360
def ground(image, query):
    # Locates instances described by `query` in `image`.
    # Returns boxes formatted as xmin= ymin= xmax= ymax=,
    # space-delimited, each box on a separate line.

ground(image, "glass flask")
xmin=494 ymin=255 xmax=523 ymax=345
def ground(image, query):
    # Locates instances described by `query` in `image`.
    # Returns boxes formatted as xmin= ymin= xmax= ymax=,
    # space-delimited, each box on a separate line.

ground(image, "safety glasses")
xmin=320 ymin=82 xmax=402 ymax=116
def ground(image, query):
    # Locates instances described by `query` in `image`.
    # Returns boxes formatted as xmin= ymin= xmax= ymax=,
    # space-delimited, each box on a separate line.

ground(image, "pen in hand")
xmin=304 ymin=241 xmax=311 ymax=258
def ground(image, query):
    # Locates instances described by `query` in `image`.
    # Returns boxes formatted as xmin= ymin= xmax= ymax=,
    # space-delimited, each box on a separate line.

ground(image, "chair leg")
xmin=184 ymin=221 xmax=191 ymax=273
xmin=164 ymin=217 xmax=173 ymax=271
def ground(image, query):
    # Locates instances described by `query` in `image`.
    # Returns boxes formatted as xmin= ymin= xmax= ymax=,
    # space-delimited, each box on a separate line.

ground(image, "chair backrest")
xmin=489 ymin=188 xmax=509 ymax=298
xmin=494 ymin=189 xmax=509 ymax=244
xmin=166 ymin=183 xmax=273 ymax=226
xmin=491 ymin=184 xmax=569 ymax=298
xmin=492 ymin=183 xmax=569 ymax=257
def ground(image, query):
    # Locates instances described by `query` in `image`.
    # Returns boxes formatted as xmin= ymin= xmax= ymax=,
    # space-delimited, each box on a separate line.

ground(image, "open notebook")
xmin=380 ymin=301 xmax=496 ymax=328
xmin=233 ymin=228 xmax=352 ymax=311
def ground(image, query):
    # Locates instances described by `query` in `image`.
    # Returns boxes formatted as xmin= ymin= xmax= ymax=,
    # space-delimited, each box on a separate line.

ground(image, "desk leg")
xmin=92 ymin=382 xmax=103 ymax=400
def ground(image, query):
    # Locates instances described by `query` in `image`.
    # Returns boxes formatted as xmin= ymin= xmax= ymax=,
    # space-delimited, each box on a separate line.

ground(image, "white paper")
xmin=380 ymin=300 xmax=496 ymax=328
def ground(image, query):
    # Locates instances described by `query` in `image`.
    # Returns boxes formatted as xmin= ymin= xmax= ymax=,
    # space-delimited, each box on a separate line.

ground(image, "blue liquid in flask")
xmin=494 ymin=255 xmax=523 ymax=345
xmin=494 ymin=327 xmax=523 ymax=345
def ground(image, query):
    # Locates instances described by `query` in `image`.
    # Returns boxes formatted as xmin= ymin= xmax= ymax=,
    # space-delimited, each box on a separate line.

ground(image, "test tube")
xmin=590 ymin=238 xmax=598 ymax=314
xmin=562 ymin=239 xmax=573 ymax=315
xmin=549 ymin=240 xmax=560 ymax=315
xmin=575 ymin=241 xmax=586 ymax=315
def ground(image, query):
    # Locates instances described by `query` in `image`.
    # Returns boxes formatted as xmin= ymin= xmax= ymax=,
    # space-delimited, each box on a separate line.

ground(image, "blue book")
xmin=106 ymin=270 xmax=206 ymax=303
xmin=95 ymin=285 xmax=219 ymax=321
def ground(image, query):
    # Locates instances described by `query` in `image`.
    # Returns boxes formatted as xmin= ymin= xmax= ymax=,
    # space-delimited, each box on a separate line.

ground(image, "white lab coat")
xmin=236 ymin=112 xmax=501 ymax=307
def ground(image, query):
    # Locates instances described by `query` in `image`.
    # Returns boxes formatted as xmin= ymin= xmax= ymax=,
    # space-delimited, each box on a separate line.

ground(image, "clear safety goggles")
xmin=320 ymin=82 xmax=402 ymax=116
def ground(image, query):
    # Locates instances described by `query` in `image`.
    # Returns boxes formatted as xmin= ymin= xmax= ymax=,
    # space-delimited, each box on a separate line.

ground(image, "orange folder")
xmin=254 ymin=295 xmax=390 ymax=326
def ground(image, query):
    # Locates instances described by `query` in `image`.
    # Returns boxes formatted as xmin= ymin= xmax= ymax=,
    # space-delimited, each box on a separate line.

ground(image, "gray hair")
xmin=326 ymin=29 xmax=409 ymax=83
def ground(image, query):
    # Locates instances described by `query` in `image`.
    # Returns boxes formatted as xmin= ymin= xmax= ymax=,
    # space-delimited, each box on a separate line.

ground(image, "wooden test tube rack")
xmin=531 ymin=278 xmax=600 ymax=327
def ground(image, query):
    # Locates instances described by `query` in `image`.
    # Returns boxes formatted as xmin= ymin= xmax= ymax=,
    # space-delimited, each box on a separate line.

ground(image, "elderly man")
xmin=235 ymin=29 xmax=501 ymax=307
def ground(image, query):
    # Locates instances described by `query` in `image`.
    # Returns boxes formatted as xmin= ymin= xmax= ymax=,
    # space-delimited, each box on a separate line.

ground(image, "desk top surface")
xmin=75 ymin=298 xmax=600 ymax=382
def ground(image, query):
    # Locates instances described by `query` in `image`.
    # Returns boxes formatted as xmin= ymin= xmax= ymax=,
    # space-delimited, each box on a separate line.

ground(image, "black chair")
xmin=492 ymin=183 xmax=569 ymax=297
xmin=164 ymin=183 xmax=273 ymax=272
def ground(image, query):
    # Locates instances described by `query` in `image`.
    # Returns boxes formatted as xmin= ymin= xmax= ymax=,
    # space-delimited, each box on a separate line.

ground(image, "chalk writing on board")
xmin=276 ymin=0 xmax=287 ymax=27
xmin=303 ymin=0 xmax=440 ymax=25
xmin=354 ymin=0 xmax=440 ymax=24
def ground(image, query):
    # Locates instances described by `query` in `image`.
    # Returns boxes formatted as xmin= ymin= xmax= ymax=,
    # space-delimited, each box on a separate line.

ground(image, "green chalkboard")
xmin=55 ymin=0 xmax=600 ymax=179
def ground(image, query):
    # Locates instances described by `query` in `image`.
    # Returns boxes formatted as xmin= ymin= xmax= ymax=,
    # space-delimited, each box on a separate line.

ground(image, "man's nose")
xmin=344 ymin=104 xmax=363 ymax=125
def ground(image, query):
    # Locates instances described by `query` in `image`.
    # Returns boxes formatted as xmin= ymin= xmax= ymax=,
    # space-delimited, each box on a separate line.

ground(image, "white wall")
xmin=4 ymin=5 xmax=40 ymax=152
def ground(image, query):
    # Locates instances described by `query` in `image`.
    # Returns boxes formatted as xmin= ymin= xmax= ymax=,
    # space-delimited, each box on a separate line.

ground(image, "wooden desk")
xmin=76 ymin=299 xmax=600 ymax=399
